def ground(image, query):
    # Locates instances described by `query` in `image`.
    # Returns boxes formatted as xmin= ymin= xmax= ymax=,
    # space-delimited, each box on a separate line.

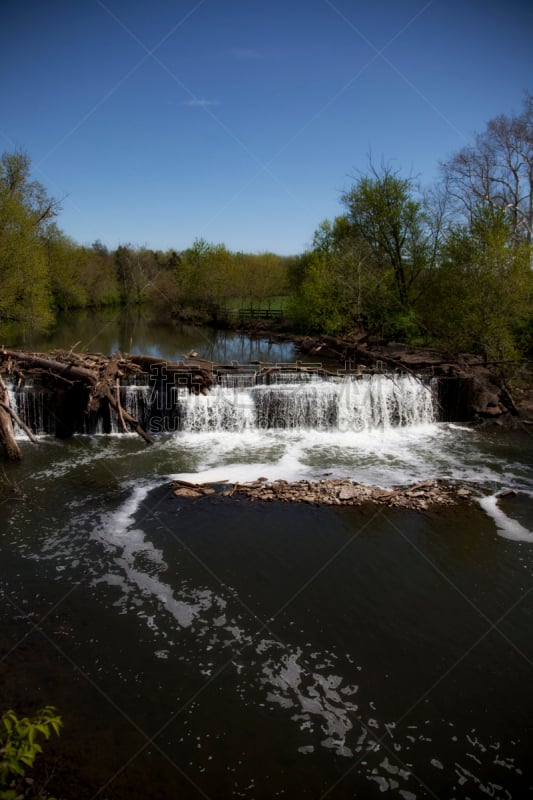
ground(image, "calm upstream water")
xmin=8 ymin=306 xmax=299 ymax=364
xmin=1 ymin=310 xmax=533 ymax=799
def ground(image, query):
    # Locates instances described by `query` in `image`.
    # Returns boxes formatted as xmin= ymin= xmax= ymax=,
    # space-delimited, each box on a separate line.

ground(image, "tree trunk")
xmin=0 ymin=375 xmax=22 ymax=461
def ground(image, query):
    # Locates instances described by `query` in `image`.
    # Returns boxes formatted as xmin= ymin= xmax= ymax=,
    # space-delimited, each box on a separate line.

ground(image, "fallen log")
xmin=319 ymin=337 xmax=420 ymax=377
xmin=115 ymin=377 xmax=128 ymax=434
xmin=103 ymin=388 xmax=154 ymax=444
xmin=255 ymin=363 xmax=337 ymax=382
xmin=0 ymin=401 xmax=39 ymax=444
xmin=127 ymin=354 xmax=215 ymax=394
xmin=0 ymin=374 xmax=22 ymax=461
xmin=0 ymin=348 xmax=155 ymax=450
xmin=1 ymin=349 xmax=98 ymax=383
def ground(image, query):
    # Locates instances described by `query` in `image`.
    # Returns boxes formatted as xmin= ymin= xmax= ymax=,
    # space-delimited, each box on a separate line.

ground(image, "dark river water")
xmin=1 ymin=310 xmax=533 ymax=799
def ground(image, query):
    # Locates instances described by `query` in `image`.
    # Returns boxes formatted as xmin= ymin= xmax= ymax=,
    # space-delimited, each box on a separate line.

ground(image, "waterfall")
xmin=6 ymin=380 xmax=51 ymax=436
xmin=177 ymin=375 xmax=435 ymax=433
xmin=176 ymin=388 xmax=256 ymax=433
xmin=4 ymin=372 xmax=436 ymax=437
xmin=108 ymin=384 xmax=153 ymax=434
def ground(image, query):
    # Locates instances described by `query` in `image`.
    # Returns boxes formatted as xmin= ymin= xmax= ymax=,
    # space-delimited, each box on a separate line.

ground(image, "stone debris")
xmin=173 ymin=479 xmax=217 ymax=498
xmin=170 ymin=477 xmax=475 ymax=511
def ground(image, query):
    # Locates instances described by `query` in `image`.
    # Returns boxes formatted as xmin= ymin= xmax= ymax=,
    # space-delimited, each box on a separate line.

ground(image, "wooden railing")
xmin=224 ymin=308 xmax=284 ymax=320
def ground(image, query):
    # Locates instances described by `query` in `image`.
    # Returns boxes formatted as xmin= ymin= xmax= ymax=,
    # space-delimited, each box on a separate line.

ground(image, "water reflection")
xmin=11 ymin=307 xmax=298 ymax=363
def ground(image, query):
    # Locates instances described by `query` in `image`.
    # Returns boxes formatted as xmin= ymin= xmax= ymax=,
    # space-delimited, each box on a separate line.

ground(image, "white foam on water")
xmin=478 ymin=493 xmax=533 ymax=543
xmin=168 ymin=422 xmax=511 ymax=489
xmin=30 ymin=438 xmax=137 ymax=481
xmin=90 ymin=481 xmax=227 ymax=629
xmin=90 ymin=486 xmax=391 ymax=760
xmin=259 ymin=645 xmax=360 ymax=757
xmin=7 ymin=459 xmax=533 ymax=783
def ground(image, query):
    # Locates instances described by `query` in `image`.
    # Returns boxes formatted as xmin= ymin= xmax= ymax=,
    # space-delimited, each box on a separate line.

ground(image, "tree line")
xmin=0 ymin=151 xmax=292 ymax=338
xmin=1 ymin=92 xmax=532 ymax=362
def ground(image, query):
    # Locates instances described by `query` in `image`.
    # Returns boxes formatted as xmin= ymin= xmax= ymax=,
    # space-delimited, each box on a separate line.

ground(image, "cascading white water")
xmin=107 ymin=384 xmax=153 ymax=434
xmin=4 ymin=373 xmax=436 ymax=437
xmin=177 ymin=388 xmax=256 ymax=432
xmin=6 ymin=380 xmax=49 ymax=436
xmin=178 ymin=374 xmax=435 ymax=433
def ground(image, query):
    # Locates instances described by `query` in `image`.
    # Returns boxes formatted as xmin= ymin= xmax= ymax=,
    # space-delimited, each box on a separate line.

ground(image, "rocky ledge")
xmin=171 ymin=477 xmax=474 ymax=511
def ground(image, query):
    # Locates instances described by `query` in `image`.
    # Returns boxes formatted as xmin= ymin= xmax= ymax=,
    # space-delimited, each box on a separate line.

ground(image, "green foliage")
xmin=0 ymin=151 xmax=57 ymax=337
xmin=340 ymin=165 xmax=433 ymax=310
xmin=289 ymin=209 xmax=428 ymax=340
xmin=0 ymin=149 xmax=125 ymax=335
xmin=428 ymin=205 xmax=532 ymax=360
xmin=45 ymin=231 xmax=89 ymax=310
xmin=288 ymin=245 xmax=363 ymax=334
xmin=82 ymin=242 xmax=121 ymax=308
xmin=115 ymin=244 xmax=155 ymax=304
xmin=513 ymin=314 xmax=533 ymax=356
xmin=0 ymin=707 xmax=62 ymax=800
xmin=176 ymin=239 xmax=290 ymax=318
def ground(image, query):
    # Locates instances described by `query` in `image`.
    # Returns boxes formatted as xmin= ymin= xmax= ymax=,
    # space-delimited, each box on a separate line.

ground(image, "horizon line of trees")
xmin=1 ymin=91 xmax=532 ymax=363
xmin=0 ymin=150 xmax=293 ymax=337
xmin=289 ymin=91 xmax=532 ymax=363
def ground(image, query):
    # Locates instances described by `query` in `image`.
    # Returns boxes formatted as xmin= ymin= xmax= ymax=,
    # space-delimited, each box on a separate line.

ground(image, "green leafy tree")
xmin=202 ymin=243 xmax=237 ymax=308
xmin=235 ymin=252 xmax=289 ymax=308
xmin=289 ymin=209 xmax=428 ymax=339
xmin=142 ymin=248 xmax=184 ymax=314
xmin=45 ymin=230 xmax=88 ymax=310
xmin=340 ymin=164 xmax=433 ymax=311
xmin=84 ymin=241 xmax=120 ymax=307
xmin=44 ymin=236 xmax=120 ymax=311
xmin=114 ymin=245 xmax=158 ymax=305
xmin=0 ymin=151 xmax=58 ymax=337
xmin=288 ymin=218 xmax=370 ymax=334
xmin=430 ymin=205 xmax=532 ymax=361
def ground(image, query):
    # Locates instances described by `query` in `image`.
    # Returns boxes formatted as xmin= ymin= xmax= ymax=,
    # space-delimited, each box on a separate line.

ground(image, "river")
xmin=1 ymin=310 xmax=532 ymax=799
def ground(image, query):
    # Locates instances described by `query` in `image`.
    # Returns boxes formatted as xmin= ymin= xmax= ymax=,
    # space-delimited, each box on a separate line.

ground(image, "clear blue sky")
xmin=1 ymin=0 xmax=532 ymax=255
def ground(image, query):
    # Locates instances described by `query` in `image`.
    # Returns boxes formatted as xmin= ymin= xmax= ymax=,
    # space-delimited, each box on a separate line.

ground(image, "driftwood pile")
xmin=172 ymin=478 xmax=474 ymax=511
xmin=0 ymin=348 xmax=215 ymax=460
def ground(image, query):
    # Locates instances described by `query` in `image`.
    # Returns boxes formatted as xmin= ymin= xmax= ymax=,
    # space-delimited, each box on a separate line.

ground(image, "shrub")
xmin=0 ymin=707 xmax=62 ymax=800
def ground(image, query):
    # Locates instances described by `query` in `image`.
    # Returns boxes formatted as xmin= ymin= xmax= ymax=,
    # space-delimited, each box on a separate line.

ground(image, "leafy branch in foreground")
xmin=0 ymin=707 xmax=62 ymax=800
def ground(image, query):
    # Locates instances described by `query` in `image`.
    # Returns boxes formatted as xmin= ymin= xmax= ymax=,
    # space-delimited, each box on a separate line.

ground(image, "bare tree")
xmin=441 ymin=92 xmax=533 ymax=243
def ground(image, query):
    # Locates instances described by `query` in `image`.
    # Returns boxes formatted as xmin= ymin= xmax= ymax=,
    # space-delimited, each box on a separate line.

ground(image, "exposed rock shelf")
xmin=172 ymin=478 xmax=474 ymax=511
